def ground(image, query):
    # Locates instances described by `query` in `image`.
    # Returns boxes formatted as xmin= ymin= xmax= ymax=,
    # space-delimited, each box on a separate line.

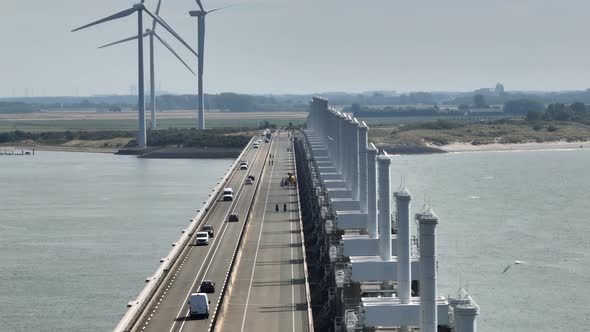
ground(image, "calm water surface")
xmin=0 ymin=151 xmax=232 ymax=331
xmin=391 ymin=148 xmax=590 ymax=331
xmin=1 ymin=149 xmax=589 ymax=331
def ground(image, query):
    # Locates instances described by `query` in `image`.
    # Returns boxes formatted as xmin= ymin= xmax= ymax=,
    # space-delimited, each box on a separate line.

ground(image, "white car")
xmin=222 ymin=188 xmax=234 ymax=201
xmin=240 ymin=164 xmax=248 ymax=170
xmin=253 ymin=143 xmax=259 ymax=149
xmin=195 ymin=232 xmax=209 ymax=245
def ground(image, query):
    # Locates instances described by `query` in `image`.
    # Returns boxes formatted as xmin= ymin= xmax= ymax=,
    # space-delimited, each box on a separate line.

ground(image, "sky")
xmin=2 ymin=0 xmax=590 ymax=97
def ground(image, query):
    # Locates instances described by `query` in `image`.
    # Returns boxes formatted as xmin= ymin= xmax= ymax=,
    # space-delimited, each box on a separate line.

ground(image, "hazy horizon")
xmin=3 ymin=0 xmax=590 ymax=97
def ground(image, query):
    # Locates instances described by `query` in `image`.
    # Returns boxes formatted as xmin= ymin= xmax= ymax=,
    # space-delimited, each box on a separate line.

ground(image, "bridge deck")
xmin=130 ymin=131 xmax=310 ymax=332
xmin=217 ymin=131 xmax=310 ymax=332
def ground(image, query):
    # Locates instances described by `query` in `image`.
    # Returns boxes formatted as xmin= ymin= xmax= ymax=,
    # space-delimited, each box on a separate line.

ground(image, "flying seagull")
xmin=502 ymin=260 xmax=528 ymax=273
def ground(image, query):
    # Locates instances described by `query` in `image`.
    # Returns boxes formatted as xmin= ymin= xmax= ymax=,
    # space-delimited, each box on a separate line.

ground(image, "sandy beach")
xmin=431 ymin=141 xmax=589 ymax=153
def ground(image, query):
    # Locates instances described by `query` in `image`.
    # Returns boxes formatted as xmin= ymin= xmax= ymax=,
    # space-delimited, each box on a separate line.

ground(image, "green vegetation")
xmin=141 ymin=128 xmax=251 ymax=148
xmin=0 ymin=128 xmax=254 ymax=149
xmin=0 ymin=117 xmax=304 ymax=133
xmin=0 ymin=102 xmax=37 ymax=114
xmin=370 ymin=119 xmax=590 ymax=147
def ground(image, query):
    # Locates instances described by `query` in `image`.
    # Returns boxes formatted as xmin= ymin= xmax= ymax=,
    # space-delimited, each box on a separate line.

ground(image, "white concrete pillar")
xmin=367 ymin=144 xmax=378 ymax=239
xmin=342 ymin=116 xmax=352 ymax=185
xmin=351 ymin=118 xmax=360 ymax=201
xmin=336 ymin=111 xmax=344 ymax=174
xmin=419 ymin=209 xmax=439 ymax=332
xmin=395 ymin=188 xmax=412 ymax=304
xmin=377 ymin=154 xmax=392 ymax=260
xmin=454 ymin=303 xmax=479 ymax=332
xmin=329 ymin=110 xmax=338 ymax=168
xmin=358 ymin=123 xmax=368 ymax=213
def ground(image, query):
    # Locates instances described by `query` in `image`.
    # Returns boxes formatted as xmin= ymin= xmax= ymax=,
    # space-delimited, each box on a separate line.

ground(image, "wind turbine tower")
xmin=189 ymin=0 xmax=227 ymax=130
xmin=97 ymin=0 xmax=197 ymax=130
xmin=73 ymin=1 xmax=194 ymax=148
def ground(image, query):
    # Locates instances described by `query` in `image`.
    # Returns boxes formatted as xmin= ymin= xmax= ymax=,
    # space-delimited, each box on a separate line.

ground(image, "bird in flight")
xmin=502 ymin=260 xmax=528 ymax=273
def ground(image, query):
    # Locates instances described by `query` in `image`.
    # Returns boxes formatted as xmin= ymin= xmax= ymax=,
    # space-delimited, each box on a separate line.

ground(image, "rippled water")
xmin=1 ymin=149 xmax=588 ymax=331
xmin=391 ymin=148 xmax=590 ymax=331
xmin=0 ymin=151 xmax=232 ymax=331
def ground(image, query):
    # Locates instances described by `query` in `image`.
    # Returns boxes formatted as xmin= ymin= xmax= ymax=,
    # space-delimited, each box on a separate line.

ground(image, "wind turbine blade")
xmin=152 ymin=0 xmax=164 ymax=31
xmin=72 ymin=7 xmax=137 ymax=32
xmin=207 ymin=5 xmax=234 ymax=14
xmin=143 ymin=7 xmax=198 ymax=58
xmin=98 ymin=31 xmax=150 ymax=49
xmin=154 ymin=32 xmax=196 ymax=76
xmin=195 ymin=0 xmax=205 ymax=12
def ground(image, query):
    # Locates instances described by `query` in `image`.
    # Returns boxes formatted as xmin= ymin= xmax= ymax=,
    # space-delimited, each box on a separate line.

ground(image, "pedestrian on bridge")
xmin=275 ymin=204 xmax=279 ymax=213
xmin=283 ymin=203 xmax=287 ymax=212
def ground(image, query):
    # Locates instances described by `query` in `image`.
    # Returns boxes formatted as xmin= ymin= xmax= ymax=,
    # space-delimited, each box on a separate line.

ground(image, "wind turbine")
xmin=97 ymin=0 xmax=198 ymax=130
xmin=189 ymin=0 xmax=228 ymax=130
xmin=72 ymin=1 xmax=196 ymax=148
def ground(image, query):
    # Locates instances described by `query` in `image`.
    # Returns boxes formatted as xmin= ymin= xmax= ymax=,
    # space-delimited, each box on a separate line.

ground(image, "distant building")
xmin=495 ymin=83 xmax=505 ymax=94
xmin=474 ymin=88 xmax=491 ymax=95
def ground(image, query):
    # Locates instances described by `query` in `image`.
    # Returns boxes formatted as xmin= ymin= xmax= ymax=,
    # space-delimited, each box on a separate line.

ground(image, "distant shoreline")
xmin=2 ymin=144 xmax=117 ymax=154
xmin=428 ymin=140 xmax=589 ymax=153
xmin=2 ymin=144 xmax=241 ymax=158
xmin=6 ymin=140 xmax=589 ymax=158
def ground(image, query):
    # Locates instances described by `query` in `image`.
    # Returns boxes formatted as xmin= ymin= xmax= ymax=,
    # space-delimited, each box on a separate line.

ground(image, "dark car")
xmin=200 ymin=280 xmax=215 ymax=293
xmin=247 ymin=175 xmax=255 ymax=181
xmin=201 ymin=224 xmax=214 ymax=237
xmin=228 ymin=213 xmax=239 ymax=222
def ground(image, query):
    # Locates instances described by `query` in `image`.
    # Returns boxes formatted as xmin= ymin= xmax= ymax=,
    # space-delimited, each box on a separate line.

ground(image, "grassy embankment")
xmin=368 ymin=118 xmax=590 ymax=150
xmin=0 ymin=128 xmax=258 ymax=152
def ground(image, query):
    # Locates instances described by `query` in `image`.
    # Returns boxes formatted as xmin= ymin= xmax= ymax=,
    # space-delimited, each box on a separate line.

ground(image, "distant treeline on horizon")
xmin=3 ymin=89 xmax=590 ymax=114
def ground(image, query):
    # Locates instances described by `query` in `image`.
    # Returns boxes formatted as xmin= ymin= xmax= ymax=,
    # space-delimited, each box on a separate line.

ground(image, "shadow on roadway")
xmin=253 ymin=278 xmax=306 ymax=287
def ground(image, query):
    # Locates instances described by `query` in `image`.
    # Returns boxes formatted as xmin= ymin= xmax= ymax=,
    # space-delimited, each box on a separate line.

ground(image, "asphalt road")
xmin=133 ymin=133 xmax=272 ymax=332
xmin=217 ymin=131 xmax=311 ymax=332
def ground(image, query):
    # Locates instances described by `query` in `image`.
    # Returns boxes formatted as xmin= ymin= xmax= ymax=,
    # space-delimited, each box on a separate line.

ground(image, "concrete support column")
xmin=419 ymin=210 xmax=439 ymax=332
xmin=336 ymin=112 xmax=344 ymax=174
xmin=328 ymin=110 xmax=336 ymax=166
xmin=358 ymin=123 xmax=368 ymax=212
xmin=342 ymin=116 xmax=351 ymax=184
xmin=395 ymin=188 xmax=412 ymax=304
xmin=367 ymin=144 xmax=378 ymax=239
xmin=351 ymin=118 xmax=360 ymax=201
xmin=378 ymin=155 xmax=392 ymax=260
xmin=454 ymin=303 xmax=479 ymax=332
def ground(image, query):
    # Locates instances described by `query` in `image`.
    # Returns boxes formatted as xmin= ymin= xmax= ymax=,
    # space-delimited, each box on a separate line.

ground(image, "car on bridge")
xmin=228 ymin=213 xmax=239 ymax=222
xmin=222 ymin=188 xmax=234 ymax=201
xmin=195 ymin=232 xmax=209 ymax=246
xmin=189 ymin=293 xmax=210 ymax=319
xmin=199 ymin=280 xmax=216 ymax=293
xmin=201 ymin=224 xmax=214 ymax=237
xmin=239 ymin=161 xmax=248 ymax=170
xmin=245 ymin=175 xmax=256 ymax=185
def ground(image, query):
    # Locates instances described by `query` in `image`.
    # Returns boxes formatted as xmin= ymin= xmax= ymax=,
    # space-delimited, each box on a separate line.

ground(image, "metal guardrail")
xmin=207 ymin=134 xmax=273 ymax=332
xmin=113 ymin=136 xmax=256 ymax=332
xmin=292 ymin=133 xmax=315 ymax=332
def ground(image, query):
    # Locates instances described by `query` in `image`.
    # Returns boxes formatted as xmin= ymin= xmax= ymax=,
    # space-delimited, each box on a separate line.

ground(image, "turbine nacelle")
xmin=189 ymin=10 xmax=207 ymax=17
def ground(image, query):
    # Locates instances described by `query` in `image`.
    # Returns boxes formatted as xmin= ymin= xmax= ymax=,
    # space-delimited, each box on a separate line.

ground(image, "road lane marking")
xmin=239 ymin=133 xmax=281 ymax=332
xmin=170 ymin=138 xmax=270 ymax=332
xmin=166 ymin=144 xmax=263 ymax=332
